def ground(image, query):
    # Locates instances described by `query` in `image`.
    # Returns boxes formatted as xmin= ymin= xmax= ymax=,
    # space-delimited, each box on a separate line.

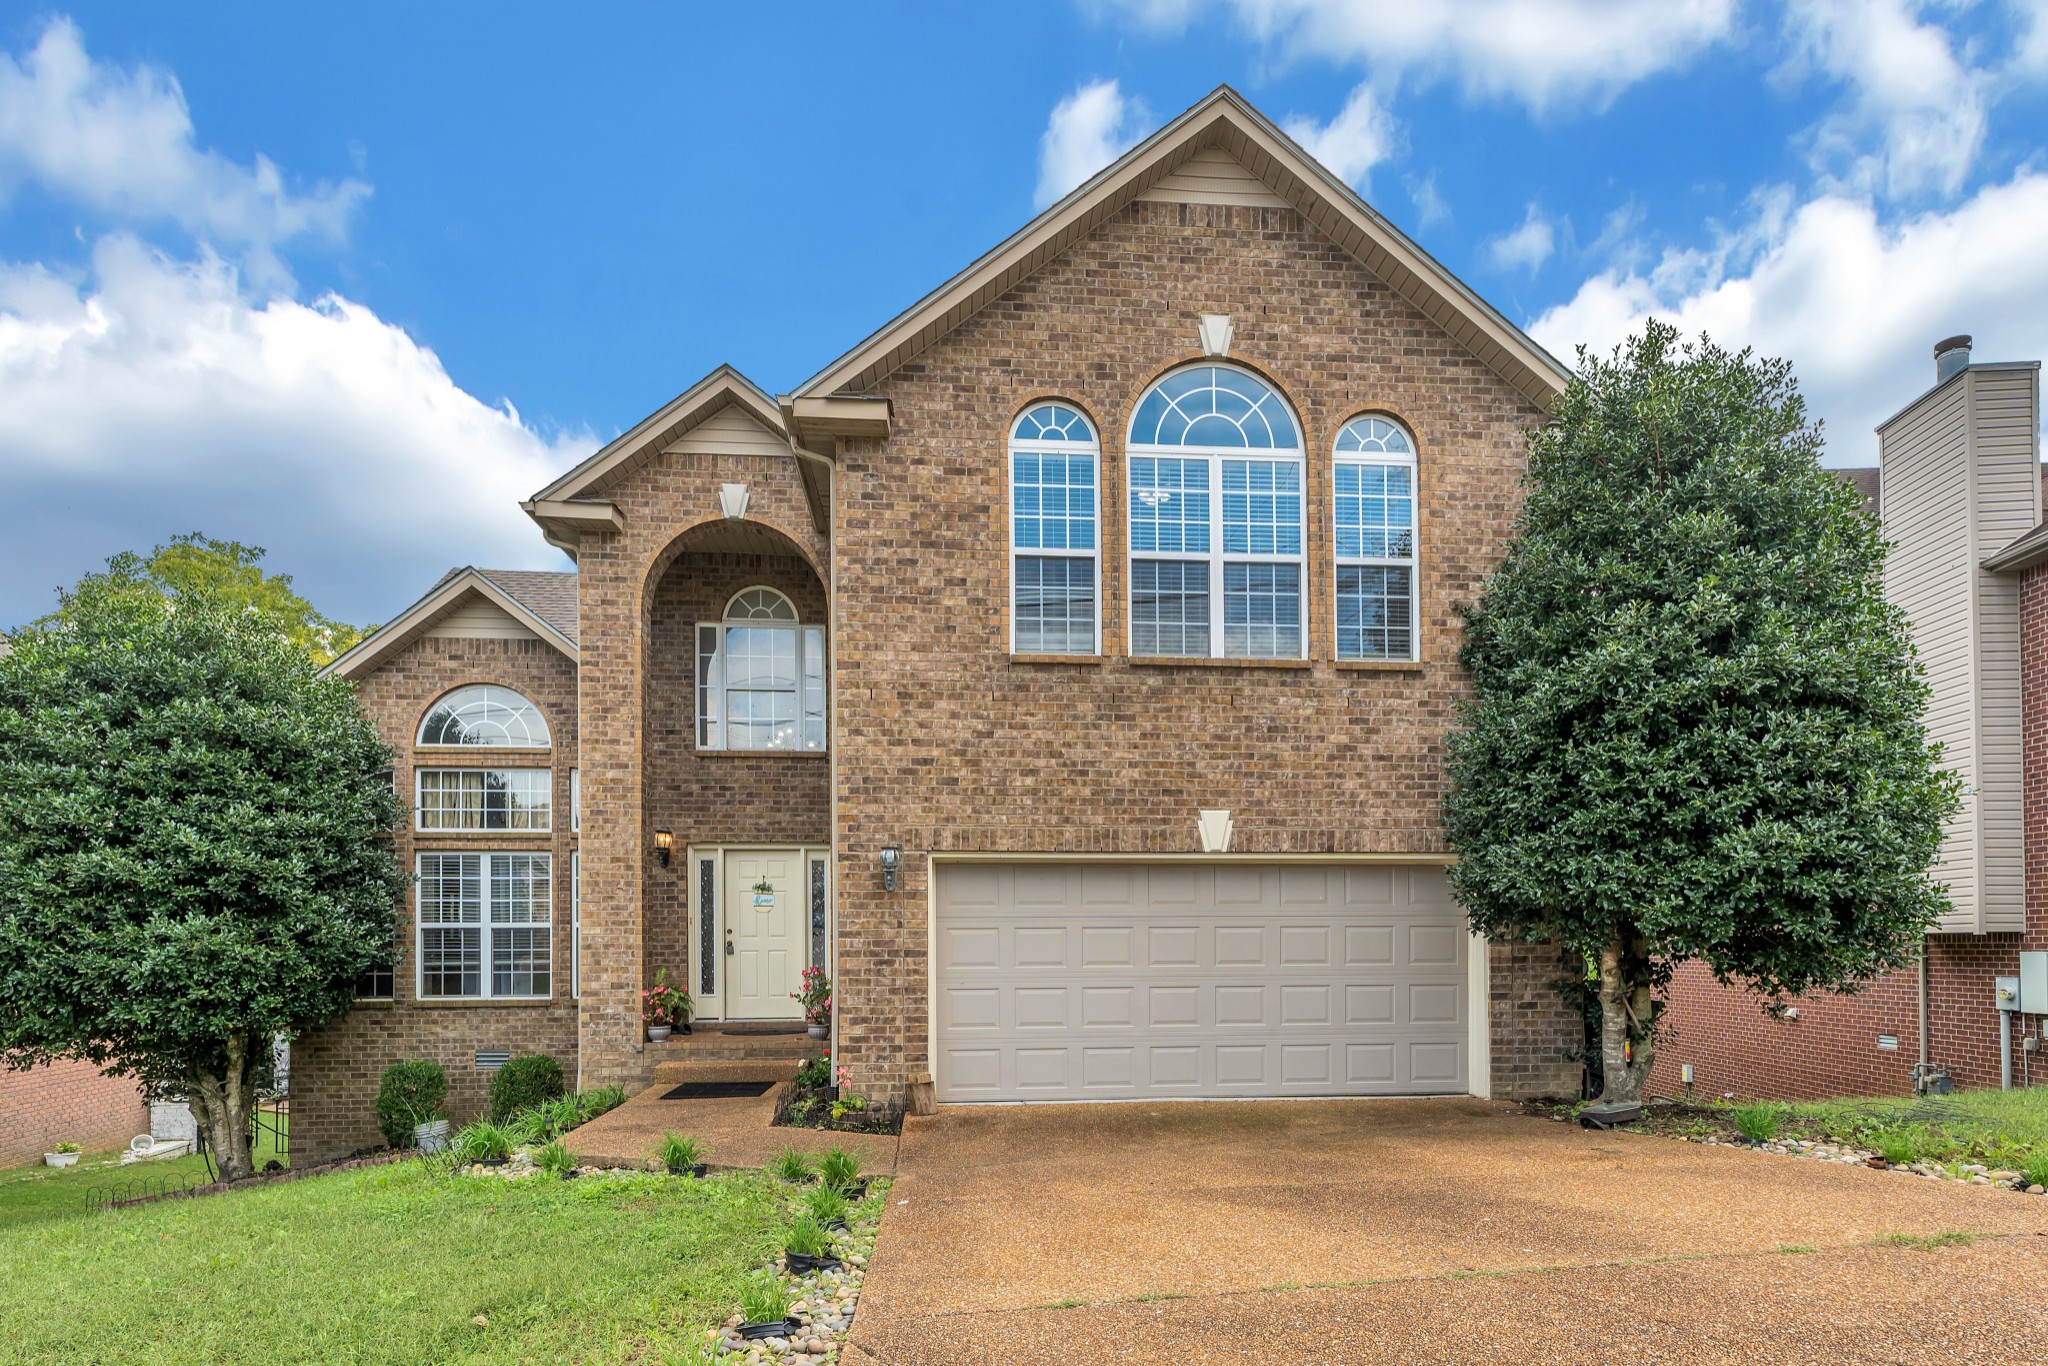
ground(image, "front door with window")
xmin=724 ymin=850 xmax=806 ymax=1018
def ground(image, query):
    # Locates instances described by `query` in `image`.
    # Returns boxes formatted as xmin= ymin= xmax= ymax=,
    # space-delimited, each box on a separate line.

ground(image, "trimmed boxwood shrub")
xmin=489 ymin=1053 xmax=565 ymax=1120
xmin=376 ymin=1059 xmax=448 ymax=1148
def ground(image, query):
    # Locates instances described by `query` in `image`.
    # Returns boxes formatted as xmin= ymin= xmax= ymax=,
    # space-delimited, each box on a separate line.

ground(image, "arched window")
xmin=1333 ymin=415 xmax=1418 ymax=661
xmin=1009 ymin=402 xmax=1100 ymax=655
xmin=1127 ymin=365 xmax=1304 ymax=658
xmin=418 ymin=685 xmax=551 ymax=747
xmin=697 ymin=587 xmax=826 ymax=751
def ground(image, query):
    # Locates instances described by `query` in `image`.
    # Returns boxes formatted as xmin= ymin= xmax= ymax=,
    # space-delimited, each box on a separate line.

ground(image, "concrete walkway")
xmin=847 ymin=1098 xmax=2048 ymax=1364
xmin=562 ymin=1065 xmax=898 ymax=1174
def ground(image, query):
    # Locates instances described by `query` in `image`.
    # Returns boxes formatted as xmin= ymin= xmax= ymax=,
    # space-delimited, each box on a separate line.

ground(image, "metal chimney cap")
xmin=1934 ymin=334 xmax=1973 ymax=358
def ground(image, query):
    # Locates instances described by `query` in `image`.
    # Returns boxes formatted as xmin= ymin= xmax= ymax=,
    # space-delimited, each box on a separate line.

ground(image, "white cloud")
xmin=1405 ymin=171 xmax=1449 ymax=228
xmin=1529 ymin=172 xmax=2048 ymax=465
xmin=1035 ymin=79 xmax=1152 ymax=208
xmin=1096 ymin=0 xmax=1737 ymax=113
xmin=0 ymin=234 xmax=588 ymax=626
xmin=1283 ymin=81 xmax=1398 ymax=189
xmin=1780 ymin=0 xmax=1990 ymax=199
xmin=2011 ymin=0 xmax=2048 ymax=76
xmin=0 ymin=18 xmax=367 ymax=284
xmin=1486 ymin=204 xmax=1557 ymax=273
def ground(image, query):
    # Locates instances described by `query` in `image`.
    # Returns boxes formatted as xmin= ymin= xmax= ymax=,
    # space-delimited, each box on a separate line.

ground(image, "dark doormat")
xmin=714 ymin=1023 xmax=807 ymax=1036
xmin=660 ymin=1080 xmax=777 ymax=1100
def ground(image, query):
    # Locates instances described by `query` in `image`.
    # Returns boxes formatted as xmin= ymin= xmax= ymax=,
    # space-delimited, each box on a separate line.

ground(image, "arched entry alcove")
xmin=641 ymin=517 xmax=831 ymax=1024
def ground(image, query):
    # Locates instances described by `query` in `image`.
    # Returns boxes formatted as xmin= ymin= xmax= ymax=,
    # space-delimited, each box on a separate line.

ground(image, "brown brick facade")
xmin=0 ymin=1059 xmax=148 ymax=1166
xmin=294 ymin=635 xmax=580 ymax=1161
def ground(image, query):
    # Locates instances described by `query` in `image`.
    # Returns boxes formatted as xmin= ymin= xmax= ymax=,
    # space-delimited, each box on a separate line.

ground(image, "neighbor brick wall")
xmin=827 ymin=198 xmax=1572 ymax=1103
xmin=293 ymin=634 xmax=580 ymax=1162
xmin=0 ymin=1059 xmax=147 ymax=1166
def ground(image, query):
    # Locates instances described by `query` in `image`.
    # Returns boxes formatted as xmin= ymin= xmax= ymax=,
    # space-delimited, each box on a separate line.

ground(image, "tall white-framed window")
xmin=415 ymin=851 xmax=552 ymax=999
xmin=418 ymin=685 xmax=550 ymax=747
xmin=1127 ymin=364 xmax=1305 ymax=658
xmin=696 ymin=587 xmax=826 ymax=751
xmin=1333 ymin=415 xmax=1419 ymax=661
xmin=569 ymin=768 xmax=580 ymax=831
xmin=1008 ymin=402 xmax=1100 ymax=654
xmin=415 ymin=769 xmax=552 ymax=831
xmin=570 ymin=851 xmax=581 ymax=1000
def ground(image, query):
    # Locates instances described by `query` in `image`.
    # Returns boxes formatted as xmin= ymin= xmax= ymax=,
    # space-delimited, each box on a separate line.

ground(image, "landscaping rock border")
xmin=712 ymin=1178 xmax=888 ymax=1364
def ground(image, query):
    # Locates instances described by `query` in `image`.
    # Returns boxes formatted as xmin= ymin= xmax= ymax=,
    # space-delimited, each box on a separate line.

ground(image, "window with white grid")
xmin=416 ymin=852 xmax=552 ymax=1000
xmin=696 ymin=588 xmax=826 ymax=751
xmin=415 ymin=768 xmax=552 ymax=831
xmin=1010 ymin=403 xmax=1099 ymax=654
xmin=417 ymin=685 xmax=550 ymax=747
xmin=1334 ymin=415 xmax=1419 ymax=661
xmin=1127 ymin=365 xmax=1304 ymax=658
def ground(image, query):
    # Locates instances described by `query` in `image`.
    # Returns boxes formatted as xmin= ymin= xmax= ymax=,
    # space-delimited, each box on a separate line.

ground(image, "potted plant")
xmin=656 ymin=1131 xmax=708 ymax=1177
xmin=793 ymin=966 xmax=832 ymax=1040
xmin=733 ymin=1275 xmax=798 ymax=1342
xmin=642 ymin=966 xmax=693 ymax=1042
xmin=43 ymin=1141 xmax=81 ymax=1169
xmin=783 ymin=1214 xmax=843 ymax=1275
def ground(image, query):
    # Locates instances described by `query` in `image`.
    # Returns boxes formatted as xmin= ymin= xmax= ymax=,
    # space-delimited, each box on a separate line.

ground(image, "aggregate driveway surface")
xmin=847 ymin=1098 xmax=2048 ymax=1364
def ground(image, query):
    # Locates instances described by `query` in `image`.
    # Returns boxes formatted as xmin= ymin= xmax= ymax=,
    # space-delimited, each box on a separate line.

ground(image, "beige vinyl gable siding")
xmin=1135 ymin=146 xmax=1290 ymax=208
xmin=425 ymin=596 xmax=543 ymax=642
xmin=1880 ymin=364 xmax=2042 ymax=934
xmin=662 ymin=404 xmax=791 ymax=460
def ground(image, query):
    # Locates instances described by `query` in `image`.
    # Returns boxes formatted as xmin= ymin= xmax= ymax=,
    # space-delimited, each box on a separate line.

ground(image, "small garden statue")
xmin=642 ymin=967 xmax=692 ymax=1041
xmin=793 ymin=966 xmax=832 ymax=1039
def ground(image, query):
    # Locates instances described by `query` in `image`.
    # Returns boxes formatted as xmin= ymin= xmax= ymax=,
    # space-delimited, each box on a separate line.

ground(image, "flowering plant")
xmin=641 ymin=966 xmax=693 ymax=1027
xmin=794 ymin=1047 xmax=832 ymax=1090
xmin=792 ymin=966 xmax=832 ymax=1025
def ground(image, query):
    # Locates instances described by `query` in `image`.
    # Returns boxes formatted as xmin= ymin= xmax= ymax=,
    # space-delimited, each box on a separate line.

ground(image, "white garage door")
xmin=933 ymin=862 xmax=1469 ymax=1102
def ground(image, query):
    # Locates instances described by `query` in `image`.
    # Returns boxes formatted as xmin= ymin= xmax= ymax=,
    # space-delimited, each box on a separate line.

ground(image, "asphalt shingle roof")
xmin=473 ymin=569 xmax=578 ymax=645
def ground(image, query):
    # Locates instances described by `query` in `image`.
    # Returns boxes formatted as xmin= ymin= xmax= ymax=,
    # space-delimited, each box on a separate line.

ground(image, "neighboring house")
xmin=0 ymin=1060 xmax=147 ymax=1166
xmin=1652 ymin=337 xmax=2045 ymax=1100
xmin=294 ymin=86 xmax=1590 ymax=1161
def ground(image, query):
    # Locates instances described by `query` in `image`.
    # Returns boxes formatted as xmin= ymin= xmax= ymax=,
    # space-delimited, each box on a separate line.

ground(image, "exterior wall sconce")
xmin=879 ymin=844 xmax=902 ymax=892
xmin=654 ymin=827 xmax=674 ymax=867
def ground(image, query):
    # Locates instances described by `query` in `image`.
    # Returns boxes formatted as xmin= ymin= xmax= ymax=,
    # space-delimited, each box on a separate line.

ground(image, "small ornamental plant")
xmin=657 ymin=1132 xmax=705 ymax=1174
xmin=1731 ymin=1102 xmax=1783 ymax=1144
xmin=792 ymin=967 xmax=832 ymax=1027
xmin=818 ymin=1146 xmax=863 ymax=1191
xmin=52 ymin=1141 xmax=81 ymax=1155
xmin=794 ymin=1049 xmax=832 ymax=1090
xmin=534 ymin=1140 xmax=577 ymax=1179
xmin=804 ymin=1182 xmax=851 ymax=1225
xmin=769 ymin=1147 xmax=815 ymax=1183
xmin=642 ymin=966 xmax=693 ymax=1029
xmin=736 ymin=1275 xmax=791 ymax=1328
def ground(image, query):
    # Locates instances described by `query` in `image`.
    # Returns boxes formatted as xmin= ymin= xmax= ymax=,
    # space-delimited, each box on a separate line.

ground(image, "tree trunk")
xmin=1597 ymin=935 xmax=1655 ymax=1104
xmin=186 ymin=1033 xmax=258 ymax=1182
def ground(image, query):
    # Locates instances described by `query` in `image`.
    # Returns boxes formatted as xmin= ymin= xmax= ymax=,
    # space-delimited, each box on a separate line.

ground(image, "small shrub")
xmin=736 ymin=1275 xmax=790 ymax=1326
xmin=769 ymin=1147 xmax=814 ymax=1183
xmin=1875 ymin=1129 xmax=1923 ymax=1166
xmin=451 ymin=1120 xmax=515 ymax=1163
xmin=52 ymin=1141 xmax=82 ymax=1155
xmin=535 ymin=1140 xmax=577 ymax=1179
xmin=376 ymin=1060 xmax=449 ymax=1148
xmin=489 ymin=1054 xmax=566 ymax=1120
xmin=657 ymin=1132 xmax=705 ymax=1173
xmin=793 ymin=1052 xmax=832 ymax=1090
xmin=580 ymin=1084 xmax=627 ymax=1117
xmin=1730 ymin=1102 xmax=1783 ymax=1144
xmin=818 ymin=1146 xmax=863 ymax=1190
xmin=536 ymin=1094 xmax=585 ymax=1139
xmin=783 ymin=1215 xmax=831 ymax=1258
xmin=803 ymin=1183 xmax=850 ymax=1225
xmin=2021 ymin=1150 xmax=2048 ymax=1188
xmin=504 ymin=1111 xmax=546 ymax=1147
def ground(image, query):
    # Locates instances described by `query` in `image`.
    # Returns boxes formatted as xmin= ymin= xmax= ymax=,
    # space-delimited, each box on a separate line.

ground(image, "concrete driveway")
xmin=846 ymin=1098 xmax=2048 ymax=1364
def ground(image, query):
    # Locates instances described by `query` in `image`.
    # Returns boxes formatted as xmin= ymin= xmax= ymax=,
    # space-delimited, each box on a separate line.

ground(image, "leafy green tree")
xmin=0 ymin=583 xmax=405 ymax=1178
xmin=38 ymin=533 xmax=371 ymax=664
xmin=1444 ymin=322 xmax=1959 ymax=1104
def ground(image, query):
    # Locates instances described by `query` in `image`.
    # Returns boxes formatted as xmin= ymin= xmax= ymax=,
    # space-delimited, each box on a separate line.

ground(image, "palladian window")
xmin=1127 ymin=365 xmax=1305 ymax=658
xmin=1334 ymin=415 xmax=1419 ymax=661
xmin=697 ymin=587 xmax=826 ymax=751
xmin=418 ymin=685 xmax=551 ymax=747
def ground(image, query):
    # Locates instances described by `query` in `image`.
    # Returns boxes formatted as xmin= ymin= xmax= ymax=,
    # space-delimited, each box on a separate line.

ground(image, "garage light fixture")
xmin=879 ymin=844 xmax=902 ymax=892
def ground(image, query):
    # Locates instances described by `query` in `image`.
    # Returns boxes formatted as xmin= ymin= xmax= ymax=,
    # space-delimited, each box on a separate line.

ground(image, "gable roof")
xmin=788 ymin=85 xmax=1572 ymax=410
xmin=522 ymin=366 xmax=832 ymax=547
xmin=322 ymin=567 xmax=579 ymax=680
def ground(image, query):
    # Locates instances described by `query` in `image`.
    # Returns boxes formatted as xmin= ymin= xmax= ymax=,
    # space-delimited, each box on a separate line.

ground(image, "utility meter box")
xmin=2020 ymin=952 xmax=2048 ymax=1014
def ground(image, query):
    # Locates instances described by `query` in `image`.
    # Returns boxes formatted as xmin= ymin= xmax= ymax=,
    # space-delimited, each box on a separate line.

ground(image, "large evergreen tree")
xmin=1444 ymin=322 xmax=1959 ymax=1103
xmin=0 ymin=578 xmax=404 ymax=1178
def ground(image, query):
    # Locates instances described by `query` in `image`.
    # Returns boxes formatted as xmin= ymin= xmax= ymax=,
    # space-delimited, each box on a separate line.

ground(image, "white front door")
xmin=725 ymin=849 xmax=805 ymax=1019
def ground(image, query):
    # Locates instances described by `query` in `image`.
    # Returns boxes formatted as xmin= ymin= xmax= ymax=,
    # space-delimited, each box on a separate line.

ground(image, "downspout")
xmin=1918 ymin=944 xmax=1930 ymax=1074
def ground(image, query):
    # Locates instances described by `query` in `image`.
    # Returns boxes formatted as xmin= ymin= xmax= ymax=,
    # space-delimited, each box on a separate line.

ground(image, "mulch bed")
xmin=770 ymin=1085 xmax=904 ymax=1136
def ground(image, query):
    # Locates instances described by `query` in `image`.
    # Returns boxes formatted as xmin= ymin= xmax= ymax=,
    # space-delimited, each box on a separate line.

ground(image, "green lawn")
xmin=0 ymin=1118 xmax=289 ymax=1231
xmin=0 ymin=1159 xmax=789 ymax=1365
xmin=1777 ymin=1086 xmax=2048 ymax=1164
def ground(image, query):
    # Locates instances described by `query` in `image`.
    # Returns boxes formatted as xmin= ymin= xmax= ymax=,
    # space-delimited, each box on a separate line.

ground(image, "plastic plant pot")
xmin=785 ymin=1252 xmax=844 ymax=1275
xmin=667 ymin=1163 xmax=710 ymax=1179
xmin=736 ymin=1318 xmax=800 ymax=1342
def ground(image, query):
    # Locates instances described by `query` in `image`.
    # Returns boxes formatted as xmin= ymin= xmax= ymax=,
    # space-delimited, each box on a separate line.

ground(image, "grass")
xmin=534 ymin=1140 xmax=577 ymax=1179
xmin=817 ymin=1146 xmax=862 ymax=1190
xmin=782 ymin=1214 xmax=831 ymax=1258
xmin=801 ymin=1183 xmax=850 ymax=1225
xmin=1775 ymin=1087 xmax=2048 ymax=1166
xmin=768 ymin=1148 xmax=813 ymax=1184
xmin=0 ymin=1158 xmax=789 ymax=1365
xmin=1730 ymin=1101 xmax=1783 ymax=1143
xmin=1873 ymin=1128 xmax=1923 ymax=1166
xmin=735 ymin=1273 xmax=791 ymax=1326
xmin=0 ymin=1118 xmax=289 ymax=1232
xmin=656 ymin=1133 xmax=705 ymax=1174
xmin=1874 ymin=1230 xmax=1977 ymax=1250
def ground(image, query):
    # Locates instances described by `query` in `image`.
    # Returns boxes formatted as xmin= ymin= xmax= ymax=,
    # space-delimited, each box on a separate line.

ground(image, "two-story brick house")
xmin=294 ymin=86 xmax=1584 ymax=1161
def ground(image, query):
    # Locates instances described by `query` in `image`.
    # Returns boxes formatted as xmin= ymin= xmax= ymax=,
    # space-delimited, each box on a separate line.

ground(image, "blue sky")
xmin=4 ymin=2 xmax=2047 ymax=627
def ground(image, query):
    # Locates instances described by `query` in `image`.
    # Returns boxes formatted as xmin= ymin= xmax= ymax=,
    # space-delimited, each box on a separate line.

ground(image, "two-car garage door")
xmin=933 ymin=862 xmax=1471 ymax=1103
